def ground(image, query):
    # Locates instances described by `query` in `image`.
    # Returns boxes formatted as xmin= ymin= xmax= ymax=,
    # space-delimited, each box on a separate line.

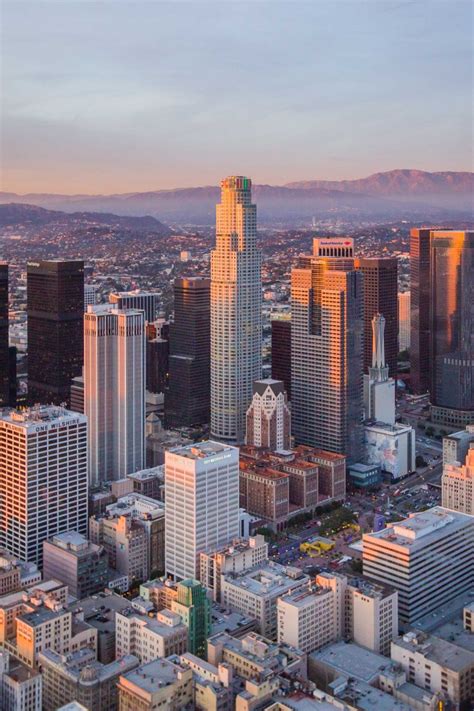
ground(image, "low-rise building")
xmin=0 ymin=552 xmax=41 ymax=595
xmin=199 ymin=535 xmax=268 ymax=602
xmin=43 ymin=532 xmax=109 ymax=600
xmin=391 ymin=630 xmax=474 ymax=709
xmin=221 ymin=563 xmax=309 ymax=639
xmin=0 ymin=580 xmax=68 ymax=646
xmin=118 ymin=658 xmax=194 ymax=710
xmin=38 ymin=648 xmax=139 ymax=711
xmin=115 ymin=608 xmax=188 ymax=662
xmin=140 ymin=578 xmax=179 ymax=611
xmin=127 ymin=466 xmax=164 ymax=500
xmin=443 ymin=425 xmax=474 ymax=465
xmin=89 ymin=514 xmax=149 ymax=585
xmin=0 ymin=651 xmax=42 ymax=711
xmin=442 ymin=444 xmax=474 ymax=515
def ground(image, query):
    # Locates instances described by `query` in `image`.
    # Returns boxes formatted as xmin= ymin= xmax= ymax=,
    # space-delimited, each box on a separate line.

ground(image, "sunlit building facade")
xmin=210 ymin=176 xmax=262 ymax=443
xmin=398 ymin=291 xmax=410 ymax=353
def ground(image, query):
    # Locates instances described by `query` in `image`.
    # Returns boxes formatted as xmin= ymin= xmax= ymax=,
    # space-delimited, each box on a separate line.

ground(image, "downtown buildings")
xmin=84 ymin=304 xmax=145 ymax=484
xmin=27 ymin=260 xmax=84 ymax=406
xmin=291 ymin=237 xmax=364 ymax=462
xmin=210 ymin=176 xmax=262 ymax=444
xmin=245 ymin=378 xmax=291 ymax=451
xmin=0 ymin=264 xmax=10 ymax=407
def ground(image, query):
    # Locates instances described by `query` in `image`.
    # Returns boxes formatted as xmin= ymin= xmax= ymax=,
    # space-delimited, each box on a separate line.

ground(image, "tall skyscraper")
xmin=245 ymin=378 xmax=291 ymax=451
xmin=146 ymin=319 xmax=169 ymax=397
xmin=291 ymin=238 xmax=364 ymax=462
xmin=429 ymin=231 xmax=474 ymax=428
xmin=84 ymin=305 xmax=145 ymax=484
xmin=210 ymin=176 xmax=262 ymax=444
xmin=165 ymin=277 xmax=210 ymax=428
xmin=398 ymin=291 xmax=410 ymax=352
xmin=164 ymin=441 xmax=239 ymax=581
xmin=355 ymin=257 xmax=398 ymax=378
xmin=0 ymin=406 xmax=88 ymax=566
xmin=27 ymin=260 xmax=84 ymax=406
xmin=363 ymin=314 xmax=396 ymax=425
xmin=109 ymin=290 xmax=159 ymax=323
xmin=0 ymin=264 xmax=9 ymax=407
xmin=410 ymin=228 xmax=432 ymax=394
xmin=271 ymin=316 xmax=291 ymax=399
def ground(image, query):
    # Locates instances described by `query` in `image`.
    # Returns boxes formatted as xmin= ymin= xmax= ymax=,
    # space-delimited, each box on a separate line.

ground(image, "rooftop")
xmin=309 ymin=641 xmax=392 ymax=683
xmin=38 ymin=648 xmax=139 ymax=684
xmin=128 ymin=467 xmax=164 ymax=481
xmin=224 ymin=562 xmax=308 ymax=597
xmin=394 ymin=631 xmax=474 ymax=671
xmin=69 ymin=591 xmax=131 ymax=633
xmin=0 ymin=406 xmax=85 ymax=430
xmin=120 ymin=658 xmax=189 ymax=692
xmin=168 ymin=440 xmax=237 ymax=461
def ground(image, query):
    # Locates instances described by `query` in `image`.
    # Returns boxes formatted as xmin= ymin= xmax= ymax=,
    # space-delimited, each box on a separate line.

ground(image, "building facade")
xmin=442 ymin=444 xmax=474 ymax=515
xmin=355 ymin=257 xmax=398 ymax=378
xmin=410 ymin=228 xmax=432 ymax=394
xmin=165 ymin=277 xmax=210 ymax=428
xmin=165 ymin=441 xmax=240 ymax=581
xmin=245 ymin=379 xmax=291 ymax=451
xmin=291 ymin=238 xmax=364 ymax=462
xmin=27 ymin=260 xmax=84 ymax=406
xmin=42 ymin=532 xmax=109 ymax=600
xmin=109 ymin=290 xmax=159 ymax=323
xmin=0 ymin=264 xmax=9 ymax=407
xmin=398 ymin=291 xmax=410 ymax=353
xmin=84 ymin=305 xmax=145 ymax=484
xmin=0 ymin=406 xmax=88 ymax=567
xmin=199 ymin=535 xmax=268 ymax=602
xmin=210 ymin=176 xmax=262 ymax=444
xmin=171 ymin=580 xmax=211 ymax=658
xmin=115 ymin=609 xmax=188 ymax=662
xmin=271 ymin=316 xmax=291 ymax=399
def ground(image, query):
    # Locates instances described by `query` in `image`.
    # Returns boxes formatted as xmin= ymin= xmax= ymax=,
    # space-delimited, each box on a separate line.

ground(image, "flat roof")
xmin=0 ymin=406 xmax=85 ymax=430
xmin=168 ymin=440 xmax=237 ymax=460
xmin=121 ymin=658 xmax=188 ymax=691
xmin=309 ymin=642 xmax=391 ymax=683
xmin=394 ymin=632 xmax=474 ymax=671
xmin=224 ymin=563 xmax=308 ymax=597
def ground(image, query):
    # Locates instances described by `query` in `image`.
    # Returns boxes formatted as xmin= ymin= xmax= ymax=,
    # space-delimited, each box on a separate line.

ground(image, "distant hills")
xmin=1 ymin=170 xmax=472 ymax=224
xmin=0 ymin=203 xmax=172 ymax=235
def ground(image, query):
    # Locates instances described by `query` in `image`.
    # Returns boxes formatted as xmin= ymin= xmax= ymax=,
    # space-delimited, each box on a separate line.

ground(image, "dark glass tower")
xmin=355 ymin=257 xmax=398 ymax=378
xmin=165 ymin=277 xmax=210 ymax=428
xmin=271 ymin=317 xmax=292 ymax=399
xmin=410 ymin=228 xmax=432 ymax=394
xmin=27 ymin=260 xmax=84 ymax=405
xmin=0 ymin=264 xmax=9 ymax=406
xmin=146 ymin=320 xmax=169 ymax=395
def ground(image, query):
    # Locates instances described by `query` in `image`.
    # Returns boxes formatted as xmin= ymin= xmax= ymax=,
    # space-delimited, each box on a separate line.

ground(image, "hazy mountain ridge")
xmin=1 ymin=170 xmax=472 ymax=223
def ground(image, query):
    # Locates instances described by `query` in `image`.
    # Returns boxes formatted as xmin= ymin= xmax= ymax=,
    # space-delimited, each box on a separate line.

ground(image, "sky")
xmin=1 ymin=0 xmax=472 ymax=194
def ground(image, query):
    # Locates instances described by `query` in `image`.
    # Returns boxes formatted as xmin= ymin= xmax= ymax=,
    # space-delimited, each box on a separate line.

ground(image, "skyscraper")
xmin=0 ymin=264 xmax=9 ymax=407
xmin=245 ymin=379 xmax=291 ymax=451
xmin=355 ymin=257 xmax=398 ymax=378
xmin=210 ymin=176 xmax=262 ymax=444
xmin=291 ymin=238 xmax=364 ymax=462
xmin=271 ymin=316 xmax=291 ymax=399
xmin=398 ymin=291 xmax=410 ymax=352
xmin=165 ymin=277 xmax=210 ymax=428
xmin=0 ymin=406 xmax=88 ymax=567
xmin=109 ymin=290 xmax=159 ymax=322
xmin=146 ymin=319 xmax=169 ymax=397
xmin=429 ymin=230 xmax=474 ymax=428
xmin=410 ymin=228 xmax=432 ymax=394
xmin=363 ymin=314 xmax=396 ymax=425
xmin=27 ymin=260 xmax=84 ymax=406
xmin=164 ymin=441 xmax=239 ymax=581
xmin=84 ymin=305 xmax=145 ymax=484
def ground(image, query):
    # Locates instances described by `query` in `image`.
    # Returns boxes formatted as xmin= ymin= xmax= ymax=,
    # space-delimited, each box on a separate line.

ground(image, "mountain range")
xmin=1 ymin=170 xmax=472 ymax=224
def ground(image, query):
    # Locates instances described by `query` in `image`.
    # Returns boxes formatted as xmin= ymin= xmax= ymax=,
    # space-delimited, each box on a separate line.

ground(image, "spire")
xmin=369 ymin=314 xmax=389 ymax=383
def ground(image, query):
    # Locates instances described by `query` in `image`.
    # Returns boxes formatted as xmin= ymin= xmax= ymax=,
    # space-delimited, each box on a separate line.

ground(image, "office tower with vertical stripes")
xmin=410 ymin=228 xmax=432 ymax=394
xmin=0 ymin=264 xmax=9 ymax=406
xmin=291 ymin=238 xmax=364 ymax=462
xmin=84 ymin=305 xmax=145 ymax=484
xmin=27 ymin=260 xmax=84 ymax=406
xmin=210 ymin=176 xmax=262 ymax=444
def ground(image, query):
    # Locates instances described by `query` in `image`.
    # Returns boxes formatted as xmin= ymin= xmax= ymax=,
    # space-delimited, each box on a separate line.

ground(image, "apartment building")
xmin=199 ymin=535 xmax=268 ymax=602
xmin=115 ymin=609 xmax=188 ymax=663
xmin=0 ymin=651 xmax=42 ymax=711
xmin=118 ymin=658 xmax=193 ymax=710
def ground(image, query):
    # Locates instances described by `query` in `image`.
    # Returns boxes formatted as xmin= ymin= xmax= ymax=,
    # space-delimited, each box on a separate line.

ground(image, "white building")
xmin=245 ymin=379 xmax=291 ymax=451
xmin=363 ymin=507 xmax=474 ymax=626
xmin=364 ymin=314 xmax=396 ymax=425
xmin=398 ymin=292 xmax=410 ymax=352
xmin=165 ymin=441 xmax=240 ymax=581
xmin=0 ymin=651 xmax=42 ymax=711
xmin=109 ymin=290 xmax=159 ymax=323
xmin=442 ymin=444 xmax=474 ymax=515
xmin=0 ymin=406 xmax=88 ymax=567
xmin=364 ymin=421 xmax=416 ymax=480
xmin=210 ymin=176 xmax=262 ymax=444
xmin=199 ymin=535 xmax=268 ymax=602
xmin=221 ymin=562 xmax=309 ymax=639
xmin=115 ymin=609 xmax=188 ymax=663
xmin=84 ymin=305 xmax=145 ymax=484
xmin=277 ymin=586 xmax=337 ymax=654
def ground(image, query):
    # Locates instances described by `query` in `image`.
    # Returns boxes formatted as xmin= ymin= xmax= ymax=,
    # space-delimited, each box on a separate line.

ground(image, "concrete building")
xmin=364 ymin=314 xmax=396 ymax=425
xmin=207 ymin=631 xmax=306 ymax=683
xmin=443 ymin=425 xmax=474 ymax=465
xmin=109 ymin=290 xmax=159 ymax=323
xmin=347 ymin=462 xmax=382 ymax=489
xmin=0 ymin=263 xmax=10 ymax=407
xmin=0 ymin=651 xmax=41 ymax=711
xmin=0 ymin=406 xmax=88 ymax=567
xmin=391 ymin=630 xmax=474 ymax=709
xmin=84 ymin=284 xmax=98 ymax=308
xmin=210 ymin=176 xmax=262 ymax=444
xmin=27 ymin=260 xmax=84 ymax=406
xmin=277 ymin=586 xmax=338 ymax=654
xmin=38 ymin=647 xmax=139 ymax=711
xmin=177 ymin=652 xmax=233 ymax=711
xmin=245 ymin=379 xmax=291 ymax=451
xmin=140 ymin=578 xmax=179 ymax=613
xmin=84 ymin=304 xmax=145 ymax=484
xmin=442 ymin=444 xmax=474 ymax=515
xmin=99 ymin=492 xmax=165 ymax=576
xmin=165 ymin=441 xmax=240 ymax=581
xmin=199 ymin=535 xmax=269 ymax=602
xmin=398 ymin=291 xmax=410 ymax=353
xmin=0 ymin=580 xmax=68 ymax=647
xmin=115 ymin=608 xmax=188 ymax=662
xmin=0 ymin=551 xmax=40 ymax=596
xmin=68 ymin=591 xmax=131 ymax=664
xmin=291 ymin=237 xmax=364 ymax=462
xmin=127 ymin=466 xmax=163 ymax=500
xmin=221 ymin=563 xmax=309 ymax=639
xmin=89 ymin=515 xmax=148 ymax=586
xmin=364 ymin=421 xmax=416 ymax=481
xmin=43 ymin=532 xmax=109 ymax=600
xmin=117 ymin=657 xmax=193 ymax=710
xmin=363 ymin=507 xmax=474 ymax=626
xmin=355 ymin=257 xmax=398 ymax=379
xmin=239 ymin=463 xmax=290 ymax=531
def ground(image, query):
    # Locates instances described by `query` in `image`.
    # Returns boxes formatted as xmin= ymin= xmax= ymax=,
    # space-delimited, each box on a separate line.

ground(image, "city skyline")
xmin=2 ymin=0 xmax=472 ymax=194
